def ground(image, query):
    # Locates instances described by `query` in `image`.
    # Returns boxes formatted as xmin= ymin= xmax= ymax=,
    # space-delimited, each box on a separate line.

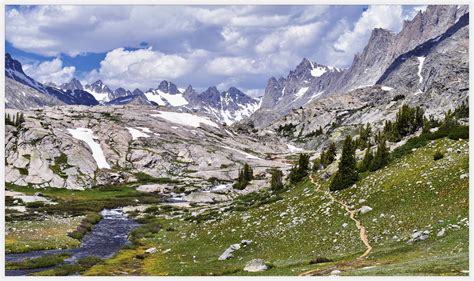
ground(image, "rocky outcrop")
xmin=5 ymin=106 xmax=290 ymax=190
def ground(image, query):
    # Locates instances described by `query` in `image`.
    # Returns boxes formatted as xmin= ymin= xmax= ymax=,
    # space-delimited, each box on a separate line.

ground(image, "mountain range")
xmin=5 ymin=55 xmax=260 ymax=125
xmin=5 ymin=5 xmax=468 ymax=128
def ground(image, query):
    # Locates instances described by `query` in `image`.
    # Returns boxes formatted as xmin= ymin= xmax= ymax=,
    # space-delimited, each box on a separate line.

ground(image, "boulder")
xmin=218 ymin=244 xmax=241 ymax=261
xmin=359 ymin=206 xmax=373 ymax=214
xmin=145 ymin=247 xmax=157 ymax=254
xmin=244 ymin=259 xmax=268 ymax=272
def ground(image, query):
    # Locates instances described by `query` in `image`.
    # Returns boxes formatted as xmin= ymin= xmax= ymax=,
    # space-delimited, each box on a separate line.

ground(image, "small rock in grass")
xmin=437 ymin=228 xmax=446 ymax=237
xmin=244 ymin=259 xmax=268 ymax=272
xmin=241 ymin=240 xmax=253 ymax=245
xmin=342 ymin=223 xmax=348 ymax=228
xmin=145 ymin=247 xmax=157 ymax=254
xmin=359 ymin=206 xmax=373 ymax=214
xmin=460 ymin=174 xmax=468 ymax=180
xmin=218 ymin=244 xmax=241 ymax=260
xmin=330 ymin=269 xmax=341 ymax=275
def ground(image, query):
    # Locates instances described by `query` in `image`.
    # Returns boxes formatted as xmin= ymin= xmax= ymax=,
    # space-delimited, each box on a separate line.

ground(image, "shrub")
xmin=77 ymin=256 xmax=102 ymax=268
xmin=6 ymin=253 xmax=71 ymax=270
xmin=433 ymin=151 xmax=444 ymax=161
xmin=26 ymin=201 xmax=45 ymax=208
xmin=392 ymin=94 xmax=405 ymax=101
xmin=68 ymin=212 xmax=102 ymax=240
xmin=130 ymin=221 xmax=161 ymax=243
xmin=309 ymin=257 xmax=333 ymax=264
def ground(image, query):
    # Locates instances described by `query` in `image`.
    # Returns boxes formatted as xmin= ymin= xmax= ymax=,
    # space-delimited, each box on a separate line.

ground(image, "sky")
xmin=5 ymin=5 xmax=427 ymax=97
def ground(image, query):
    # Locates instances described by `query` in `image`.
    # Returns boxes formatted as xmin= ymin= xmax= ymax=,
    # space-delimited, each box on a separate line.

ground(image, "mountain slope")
xmin=82 ymin=137 xmax=468 ymax=276
xmin=5 ymin=55 xmax=100 ymax=108
xmin=250 ymin=5 xmax=468 ymax=128
xmin=5 ymin=77 xmax=65 ymax=109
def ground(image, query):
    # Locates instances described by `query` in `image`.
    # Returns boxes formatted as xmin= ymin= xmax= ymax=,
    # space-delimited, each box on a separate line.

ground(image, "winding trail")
xmin=299 ymin=174 xmax=373 ymax=276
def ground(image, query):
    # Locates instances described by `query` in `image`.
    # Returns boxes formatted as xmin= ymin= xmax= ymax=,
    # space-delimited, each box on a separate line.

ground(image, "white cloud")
xmin=255 ymin=21 xmax=325 ymax=54
xmin=332 ymin=5 xmax=403 ymax=66
xmin=6 ymin=6 xmax=197 ymax=57
xmin=404 ymin=5 xmax=428 ymax=20
xmin=23 ymin=58 xmax=75 ymax=85
xmin=207 ymin=56 xmax=263 ymax=76
xmin=86 ymin=47 xmax=197 ymax=90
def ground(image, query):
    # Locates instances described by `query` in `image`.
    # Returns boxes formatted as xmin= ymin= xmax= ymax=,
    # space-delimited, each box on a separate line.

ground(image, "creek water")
xmin=5 ymin=208 xmax=140 ymax=276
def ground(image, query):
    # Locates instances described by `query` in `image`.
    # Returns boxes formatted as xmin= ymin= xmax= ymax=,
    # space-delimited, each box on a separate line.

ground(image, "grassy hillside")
xmin=84 ymin=137 xmax=469 ymax=276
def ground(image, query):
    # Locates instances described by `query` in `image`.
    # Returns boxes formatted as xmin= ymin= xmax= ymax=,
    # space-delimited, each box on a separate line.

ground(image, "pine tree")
xmin=369 ymin=137 xmax=390 ymax=171
xmin=233 ymin=163 xmax=254 ymax=190
xmin=288 ymin=153 xmax=310 ymax=184
xmin=358 ymin=145 xmax=374 ymax=173
xmin=320 ymin=142 xmax=336 ymax=167
xmin=329 ymin=136 xmax=358 ymax=191
xmin=422 ymin=117 xmax=431 ymax=135
xmin=270 ymin=168 xmax=284 ymax=192
xmin=312 ymin=158 xmax=321 ymax=172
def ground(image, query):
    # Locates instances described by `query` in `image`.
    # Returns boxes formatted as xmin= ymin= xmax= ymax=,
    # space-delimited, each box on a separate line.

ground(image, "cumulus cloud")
xmin=85 ymin=47 xmax=198 ymax=90
xmin=255 ymin=21 xmax=326 ymax=54
xmin=331 ymin=5 xmax=404 ymax=66
xmin=7 ymin=5 xmax=423 ymax=92
xmin=23 ymin=58 xmax=75 ymax=85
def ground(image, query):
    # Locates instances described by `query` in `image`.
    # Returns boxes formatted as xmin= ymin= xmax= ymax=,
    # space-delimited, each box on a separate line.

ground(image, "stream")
xmin=5 ymin=208 xmax=140 ymax=276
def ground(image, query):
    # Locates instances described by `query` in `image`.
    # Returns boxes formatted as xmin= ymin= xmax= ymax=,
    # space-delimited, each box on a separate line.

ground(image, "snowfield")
xmin=311 ymin=66 xmax=327 ymax=77
xmin=222 ymin=145 xmax=261 ymax=160
xmin=381 ymin=86 xmax=394 ymax=91
xmin=67 ymin=128 xmax=111 ymax=169
xmin=85 ymin=88 xmax=110 ymax=102
xmin=145 ymin=90 xmax=188 ymax=106
xmin=295 ymin=87 xmax=309 ymax=98
xmin=417 ymin=56 xmax=426 ymax=84
xmin=126 ymin=127 xmax=150 ymax=140
xmin=287 ymin=144 xmax=304 ymax=153
xmin=152 ymin=111 xmax=219 ymax=128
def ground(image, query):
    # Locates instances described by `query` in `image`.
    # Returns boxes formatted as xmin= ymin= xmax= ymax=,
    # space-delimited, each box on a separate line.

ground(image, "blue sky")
xmin=5 ymin=5 xmax=427 ymax=96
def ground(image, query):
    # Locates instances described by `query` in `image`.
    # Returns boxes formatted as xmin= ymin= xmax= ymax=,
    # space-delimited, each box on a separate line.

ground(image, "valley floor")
xmin=4 ymin=138 xmax=469 ymax=276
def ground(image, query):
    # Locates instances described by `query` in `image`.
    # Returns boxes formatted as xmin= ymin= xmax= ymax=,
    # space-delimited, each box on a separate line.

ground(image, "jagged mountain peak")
xmin=157 ymin=80 xmax=180 ymax=94
xmin=61 ymin=78 xmax=83 ymax=91
xmin=132 ymin=88 xmax=144 ymax=95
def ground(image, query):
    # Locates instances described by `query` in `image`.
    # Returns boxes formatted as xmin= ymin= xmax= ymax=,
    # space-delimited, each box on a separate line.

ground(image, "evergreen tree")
xmin=357 ymin=123 xmax=372 ymax=149
xmin=320 ymin=142 xmax=336 ymax=167
xmin=358 ymin=145 xmax=374 ymax=173
xmin=329 ymin=136 xmax=358 ymax=191
xmin=288 ymin=153 xmax=310 ymax=184
xmin=233 ymin=163 xmax=254 ymax=190
xmin=369 ymin=137 xmax=390 ymax=171
xmin=270 ymin=168 xmax=284 ymax=192
xmin=422 ymin=117 xmax=431 ymax=135
xmin=312 ymin=158 xmax=321 ymax=172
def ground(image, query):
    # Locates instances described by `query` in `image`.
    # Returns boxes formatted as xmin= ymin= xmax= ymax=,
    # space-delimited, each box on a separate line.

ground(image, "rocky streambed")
xmin=5 ymin=208 xmax=139 ymax=276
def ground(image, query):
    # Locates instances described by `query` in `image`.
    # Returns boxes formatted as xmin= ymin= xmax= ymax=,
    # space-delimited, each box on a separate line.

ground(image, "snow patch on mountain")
xmin=381 ymin=86 xmax=394 ymax=91
xmin=127 ymin=127 xmax=150 ymax=140
xmin=417 ymin=56 xmax=426 ymax=84
xmin=152 ymin=111 xmax=219 ymax=128
xmin=145 ymin=90 xmax=188 ymax=106
xmin=311 ymin=66 xmax=328 ymax=77
xmin=67 ymin=128 xmax=110 ymax=169
xmin=222 ymin=145 xmax=261 ymax=160
xmin=86 ymin=88 xmax=111 ymax=102
xmin=295 ymin=87 xmax=309 ymax=98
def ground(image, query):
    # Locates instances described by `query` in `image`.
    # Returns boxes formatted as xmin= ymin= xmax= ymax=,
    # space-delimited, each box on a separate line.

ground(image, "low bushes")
xmin=6 ymin=253 xmax=72 ymax=270
xmin=68 ymin=212 xmax=102 ymax=241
